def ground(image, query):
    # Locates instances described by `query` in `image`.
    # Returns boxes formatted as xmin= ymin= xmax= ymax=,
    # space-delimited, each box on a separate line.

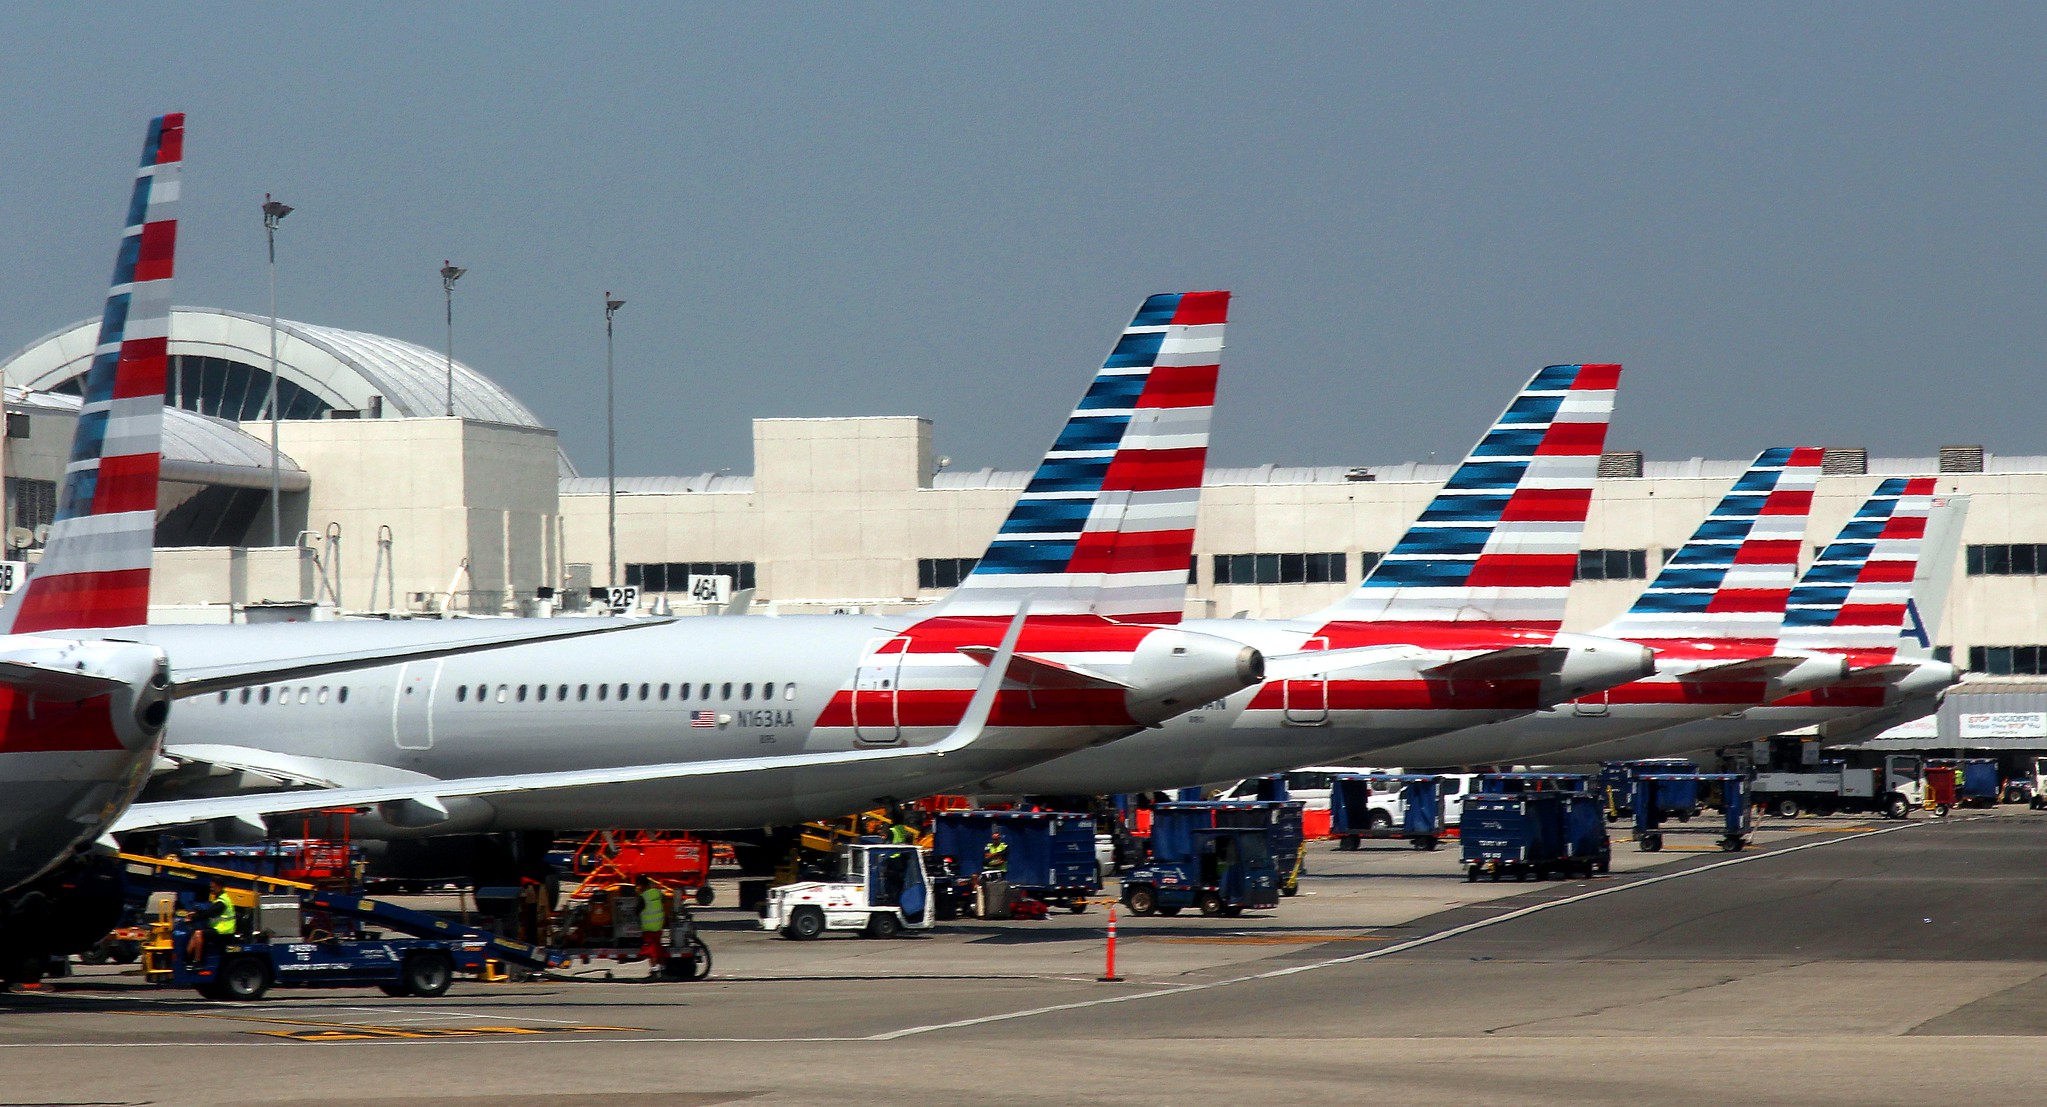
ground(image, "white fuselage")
xmin=130 ymin=615 xmax=1256 ymax=834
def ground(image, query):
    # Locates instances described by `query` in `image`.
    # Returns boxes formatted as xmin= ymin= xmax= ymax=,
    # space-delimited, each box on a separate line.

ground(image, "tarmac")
xmin=7 ymin=809 xmax=2047 ymax=1105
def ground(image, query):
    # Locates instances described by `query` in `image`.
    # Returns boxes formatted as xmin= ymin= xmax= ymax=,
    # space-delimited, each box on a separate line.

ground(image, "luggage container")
xmin=1633 ymin=773 xmax=1751 ymax=853
xmin=1461 ymin=792 xmax=1565 ymax=881
xmin=930 ymin=810 xmax=1101 ymax=917
xmin=1331 ymin=774 xmax=1447 ymax=851
xmin=1120 ymin=823 xmax=1279 ymax=917
xmin=1147 ymin=800 xmax=1306 ymax=896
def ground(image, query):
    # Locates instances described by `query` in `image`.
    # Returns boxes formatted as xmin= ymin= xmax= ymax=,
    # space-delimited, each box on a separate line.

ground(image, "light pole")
xmin=440 ymin=261 xmax=466 ymax=417
xmin=262 ymin=194 xmax=293 ymax=546
xmin=605 ymin=293 xmax=625 ymax=587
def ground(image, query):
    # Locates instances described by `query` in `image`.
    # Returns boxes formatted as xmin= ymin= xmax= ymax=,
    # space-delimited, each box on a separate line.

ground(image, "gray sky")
xmin=6 ymin=4 xmax=2044 ymax=477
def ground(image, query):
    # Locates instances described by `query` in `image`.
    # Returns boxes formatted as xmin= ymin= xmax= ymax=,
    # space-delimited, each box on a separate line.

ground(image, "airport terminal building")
xmin=4 ymin=308 xmax=2046 ymax=751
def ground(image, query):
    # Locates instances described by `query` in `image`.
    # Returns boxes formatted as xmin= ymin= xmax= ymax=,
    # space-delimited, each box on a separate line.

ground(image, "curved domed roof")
xmin=1 ymin=307 xmax=545 ymax=427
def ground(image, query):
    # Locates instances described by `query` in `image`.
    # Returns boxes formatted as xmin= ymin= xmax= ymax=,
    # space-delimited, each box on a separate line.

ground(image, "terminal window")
xmin=1967 ymin=646 xmax=2047 ymax=676
xmin=1358 ymin=551 xmax=1383 ymax=578
xmin=1212 ymin=552 xmax=1347 ymax=586
xmin=917 ymin=557 xmax=979 ymax=590
xmin=1966 ymin=544 xmax=2047 ymax=576
xmin=625 ymin=562 xmax=757 ymax=593
xmin=1576 ymin=549 xmax=1648 ymax=581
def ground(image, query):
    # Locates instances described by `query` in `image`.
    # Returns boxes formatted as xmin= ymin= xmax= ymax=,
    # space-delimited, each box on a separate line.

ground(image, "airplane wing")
xmin=114 ymin=604 xmax=1032 ymax=835
xmin=0 ymin=659 xmax=135 ymax=702
xmin=162 ymin=617 xmax=672 ymax=699
xmin=1421 ymin=646 xmax=1568 ymax=681
xmin=1677 ymin=656 xmax=1808 ymax=682
xmin=955 ymin=647 xmax=1129 ymax=691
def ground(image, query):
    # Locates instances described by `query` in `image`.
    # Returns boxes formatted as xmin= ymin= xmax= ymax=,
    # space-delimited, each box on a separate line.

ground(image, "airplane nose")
xmin=1122 ymin=630 xmax=1266 ymax=726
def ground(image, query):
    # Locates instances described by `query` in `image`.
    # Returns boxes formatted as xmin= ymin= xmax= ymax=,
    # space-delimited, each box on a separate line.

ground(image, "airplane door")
xmin=393 ymin=660 xmax=441 ymax=750
xmin=1282 ymin=637 xmax=1330 ymax=726
xmin=853 ymin=636 xmax=910 ymax=745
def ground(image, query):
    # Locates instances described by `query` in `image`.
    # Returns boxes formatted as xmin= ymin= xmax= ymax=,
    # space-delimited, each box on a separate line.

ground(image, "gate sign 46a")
xmin=687 ymin=574 xmax=731 ymax=605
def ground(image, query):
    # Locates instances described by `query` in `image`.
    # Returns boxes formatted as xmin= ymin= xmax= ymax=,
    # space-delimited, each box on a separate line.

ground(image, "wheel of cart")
xmin=1638 ymin=831 xmax=1663 ymax=852
xmin=378 ymin=951 xmax=455 ymax=998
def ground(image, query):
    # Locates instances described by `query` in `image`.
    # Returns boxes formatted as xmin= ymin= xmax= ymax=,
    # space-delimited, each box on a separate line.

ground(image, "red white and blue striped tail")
xmin=929 ymin=291 xmax=1227 ymax=623
xmin=1779 ymin=477 xmax=1938 ymax=665
xmin=1597 ymin=446 xmax=1824 ymax=653
xmin=1307 ymin=363 xmax=1620 ymax=631
xmin=0 ymin=113 xmax=181 ymax=635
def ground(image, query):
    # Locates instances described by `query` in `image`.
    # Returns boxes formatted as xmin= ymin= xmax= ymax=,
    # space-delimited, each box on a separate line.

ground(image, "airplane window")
xmin=639 ymin=683 xmax=650 ymax=701
xmin=763 ymin=682 xmax=775 ymax=700
xmin=700 ymin=683 xmax=711 ymax=700
xmin=317 ymin=687 xmax=329 ymax=704
xmin=659 ymin=683 xmax=670 ymax=701
xmin=558 ymin=684 xmax=568 ymax=701
xmin=238 ymin=689 xmax=250 ymax=704
xmin=783 ymin=684 xmax=796 ymax=700
xmin=339 ymin=687 xmax=349 ymax=704
xmin=598 ymin=684 xmax=609 ymax=701
xmin=679 ymin=684 xmax=691 ymax=701
xmin=618 ymin=683 xmax=630 ymax=701
xmin=536 ymin=684 xmax=548 ymax=702
xmin=260 ymin=687 xmax=270 ymax=704
xmin=742 ymin=683 xmax=754 ymax=700
xmin=457 ymin=686 xmax=469 ymax=702
xmin=217 ymin=691 xmax=228 ymax=704
xmin=496 ymin=685 xmax=509 ymax=704
xmin=578 ymin=684 xmax=589 ymax=701
xmin=298 ymin=688 xmax=310 ymax=705
xmin=517 ymin=685 xmax=528 ymax=702
xmin=721 ymin=682 xmax=732 ymax=700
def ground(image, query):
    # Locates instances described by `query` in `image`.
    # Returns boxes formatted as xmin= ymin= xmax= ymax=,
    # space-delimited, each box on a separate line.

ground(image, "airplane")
xmin=1356 ymin=447 xmax=1854 ymax=768
xmin=108 ymin=292 xmax=1267 ymax=841
xmin=978 ymin=362 xmax=1661 ymax=797
xmin=0 ymin=115 xmax=721 ymax=984
xmin=1556 ymin=479 xmax=1966 ymax=762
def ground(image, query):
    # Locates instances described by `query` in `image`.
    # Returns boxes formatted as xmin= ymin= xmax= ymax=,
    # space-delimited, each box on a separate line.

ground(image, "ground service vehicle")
xmin=761 ymin=841 xmax=931 ymax=939
xmin=1750 ymin=755 xmax=1928 ymax=818
xmin=1332 ymin=774 xmax=1448 ymax=851
xmin=1121 ymin=822 xmax=1278 ymax=917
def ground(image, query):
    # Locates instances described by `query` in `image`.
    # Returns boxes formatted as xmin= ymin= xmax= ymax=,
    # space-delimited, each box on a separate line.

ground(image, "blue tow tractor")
xmin=1121 ymin=803 xmax=1281 ymax=917
xmin=929 ymin=810 xmax=1102 ymax=918
xmin=1461 ymin=774 xmax=1610 ymax=881
xmin=122 ymin=853 xmax=573 ymax=1001
xmin=1332 ymin=774 xmax=1448 ymax=851
xmin=1633 ymin=773 xmax=1752 ymax=853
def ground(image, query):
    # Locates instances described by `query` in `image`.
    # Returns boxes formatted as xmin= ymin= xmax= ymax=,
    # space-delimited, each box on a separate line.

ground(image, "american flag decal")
xmin=689 ymin=711 xmax=717 ymax=728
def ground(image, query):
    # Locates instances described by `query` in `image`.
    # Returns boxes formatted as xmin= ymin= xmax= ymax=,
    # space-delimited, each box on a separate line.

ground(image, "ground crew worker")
xmin=888 ymin=819 xmax=917 ymax=845
xmin=635 ymin=875 xmax=667 ymax=968
xmin=184 ymin=878 xmax=237 ymax=963
xmin=984 ymin=829 xmax=1008 ymax=872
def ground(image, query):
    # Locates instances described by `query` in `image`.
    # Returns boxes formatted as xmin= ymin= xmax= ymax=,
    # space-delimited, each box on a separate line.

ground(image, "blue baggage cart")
xmin=931 ymin=810 xmax=1101 ymax=916
xmin=1331 ymin=774 xmax=1447 ymax=851
xmin=1150 ymin=800 xmax=1306 ymax=896
xmin=1633 ymin=773 xmax=1752 ymax=852
xmin=1461 ymin=792 xmax=1566 ymax=881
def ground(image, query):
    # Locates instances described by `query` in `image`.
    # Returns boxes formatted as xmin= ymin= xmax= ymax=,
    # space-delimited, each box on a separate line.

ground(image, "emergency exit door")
xmin=392 ymin=660 xmax=441 ymax=750
xmin=853 ymin=636 xmax=910 ymax=744
xmin=1283 ymin=637 xmax=1330 ymax=726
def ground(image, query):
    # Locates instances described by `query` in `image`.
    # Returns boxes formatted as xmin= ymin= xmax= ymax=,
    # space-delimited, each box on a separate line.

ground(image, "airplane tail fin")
xmin=1596 ymin=446 xmax=1824 ymax=651
xmin=1779 ymin=478 xmax=1938 ymax=664
xmin=0 ymin=113 xmax=182 ymax=635
xmin=929 ymin=291 xmax=1227 ymax=623
xmin=1898 ymin=492 xmax=1970 ymax=660
xmin=1307 ymin=363 xmax=1621 ymax=630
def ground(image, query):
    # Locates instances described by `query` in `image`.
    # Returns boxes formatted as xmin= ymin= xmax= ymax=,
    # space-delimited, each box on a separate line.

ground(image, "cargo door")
xmin=852 ymin=636 xmax=910 ymax=745
xmin=392 ymin=660 xmax=441 ymax=751
xmin=1282 ymin=637 xmax=1330 ymax=726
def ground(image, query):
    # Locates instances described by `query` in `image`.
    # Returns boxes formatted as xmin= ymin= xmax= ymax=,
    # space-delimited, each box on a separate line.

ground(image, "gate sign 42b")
xmin=590 ymin=585 xmax=640 ymax=613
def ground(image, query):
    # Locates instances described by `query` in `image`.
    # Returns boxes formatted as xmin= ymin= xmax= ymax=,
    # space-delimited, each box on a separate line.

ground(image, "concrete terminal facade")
xmin=5 ymin=309 xmax=2047 ymax=748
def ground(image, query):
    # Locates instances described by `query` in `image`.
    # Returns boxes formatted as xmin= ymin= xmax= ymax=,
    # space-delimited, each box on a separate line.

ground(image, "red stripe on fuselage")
xmin=816 ymin=688 xmax=1135 ymax=729
xmin=896 ymin=615 xmax=1158 ymax=654
xmin=0 ymin=690 xmax=122 ymax=753
xmin=1247 ymin=678 xmax=1546 ymax=713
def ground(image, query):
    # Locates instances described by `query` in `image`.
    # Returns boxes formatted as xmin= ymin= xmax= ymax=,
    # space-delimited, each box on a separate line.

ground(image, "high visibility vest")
xmin=639 ymin=887 xmax=666 ymax=933
xmin=211 ymin=893 xmax=238 ymax=935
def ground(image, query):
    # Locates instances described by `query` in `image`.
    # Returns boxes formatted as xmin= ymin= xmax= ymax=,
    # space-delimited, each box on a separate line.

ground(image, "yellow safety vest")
xmin=639 ymin=886 xmax=666 ymax=933
xmin=210 ymin=893 xmax=237 ymax=935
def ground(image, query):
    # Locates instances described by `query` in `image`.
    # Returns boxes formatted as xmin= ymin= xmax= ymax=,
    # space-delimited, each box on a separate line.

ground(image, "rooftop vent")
xmin=1343 ymin=467 xmax=1375 ymax=482
xmin=1821 ymin=447 xmax=1868 ymax=475
xmin=1938 ymin=445 xmax=1985 ymax=474
xmin=1598 ymin=451 xmax=1643 ymax=478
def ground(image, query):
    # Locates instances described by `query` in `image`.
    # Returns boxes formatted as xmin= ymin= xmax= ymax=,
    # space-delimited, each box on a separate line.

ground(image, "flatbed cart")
xmin=120 ymin=854 xmax=570 ymax=1002
xmin=1332 ymin=774 xmax=1447 ymax=851
xmin=1634 ymin=774 xmax=1751 ymax=852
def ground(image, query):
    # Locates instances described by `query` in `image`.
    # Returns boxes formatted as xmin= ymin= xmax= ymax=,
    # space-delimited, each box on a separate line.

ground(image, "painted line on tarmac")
xmin=869 ymin=819 xmax=1925 ymax=1040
